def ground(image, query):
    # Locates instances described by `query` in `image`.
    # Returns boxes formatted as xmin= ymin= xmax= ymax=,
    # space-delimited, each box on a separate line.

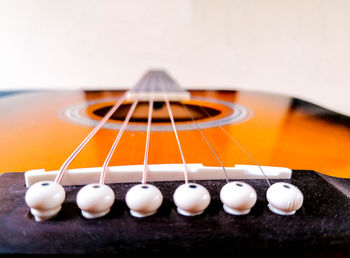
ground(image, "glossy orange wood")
xmin=0 ymin=90 xmax=349 ymax=178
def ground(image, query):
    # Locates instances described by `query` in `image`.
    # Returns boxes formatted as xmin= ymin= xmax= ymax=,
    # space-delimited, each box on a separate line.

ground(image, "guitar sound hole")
xmin=41 ymin=183 xmax=50 ymax=186
xmin=92 ymin=185 xmax=100 ymax=189
xmin=92 ymin=102 xmax=221 ymax=123
xmin=236 ymin=183 xmax=243 ymax=187
xmin=283 ymin=185 xmax=291 ymax=189
xmin=189 ymin=184 xmax=197 ymax=189
xmin=141 ymin=186 xmax=149 ymax=189
xmin=153 ymin=102 xmax=164 ymax=110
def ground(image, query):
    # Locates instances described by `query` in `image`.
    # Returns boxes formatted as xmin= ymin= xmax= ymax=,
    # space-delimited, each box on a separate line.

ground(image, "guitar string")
xmin=99 ymin=100 xmax=139 ymax=184
xmin=55 ymin=94 xmax=126 ymax=184
xmin=54 ymin=71 xmax=152 ymax=184
xmin=158 ymin=74 xmax=230 ymax=183
xmin=55 ymin=70 xmax=269 ymax=186
xmin=180 ymin=101 xmax=229 ymax=183
xmin=99 ymin=73 xmax=154 ymax=185
xmin=197 ymin=103 xmax=271 ymax=186
xmin=141 ymin=74 xmax=155 ymax=185
xmin=160 ymin=72 xmax=190 ymax=184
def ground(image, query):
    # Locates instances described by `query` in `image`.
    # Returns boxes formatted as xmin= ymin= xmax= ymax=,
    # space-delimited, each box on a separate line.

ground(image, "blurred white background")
xmin=0 ymin=0 xmax=349 ymax=115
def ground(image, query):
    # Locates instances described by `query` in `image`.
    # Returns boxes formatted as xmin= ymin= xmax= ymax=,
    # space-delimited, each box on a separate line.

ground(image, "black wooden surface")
xmin=0 ymin=171 xmax=350 ymax=257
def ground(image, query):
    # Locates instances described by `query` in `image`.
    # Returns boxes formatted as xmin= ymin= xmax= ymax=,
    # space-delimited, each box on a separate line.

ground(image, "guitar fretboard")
xmin=126 ymin=70 xmax=190 ymax=101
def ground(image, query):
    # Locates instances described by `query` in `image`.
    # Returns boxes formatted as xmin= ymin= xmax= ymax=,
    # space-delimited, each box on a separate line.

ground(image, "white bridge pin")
xmin=25 ymin=181 xmax=66 ymax=222
xmin=76 ymin=183 xmax=115 ymax=219
xmin=220 ymin=181 xmax=257 ymax=215
xmin=125 ymin=184 xmax=163 ymax=218
xmin=266 ymin=182 xmax=304 ymax=215
xmin=173 ymin=183 xmax=211 ymax=216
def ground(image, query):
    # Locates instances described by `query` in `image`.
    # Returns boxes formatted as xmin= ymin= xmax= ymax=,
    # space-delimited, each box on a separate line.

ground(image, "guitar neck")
xmin=126 ymin=70 xmax=191 ymax=101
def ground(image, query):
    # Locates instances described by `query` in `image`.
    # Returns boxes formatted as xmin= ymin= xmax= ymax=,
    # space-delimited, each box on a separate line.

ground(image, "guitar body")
xmin=1 ymin=89 xmax=349 ymax=178
xmin=0 ymin=84 xmax=350 ymax=256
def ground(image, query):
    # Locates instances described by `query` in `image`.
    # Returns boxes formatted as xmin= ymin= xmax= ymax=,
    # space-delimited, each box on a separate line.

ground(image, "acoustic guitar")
xmin=0 ymin=70 xmax=349 ymax=256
